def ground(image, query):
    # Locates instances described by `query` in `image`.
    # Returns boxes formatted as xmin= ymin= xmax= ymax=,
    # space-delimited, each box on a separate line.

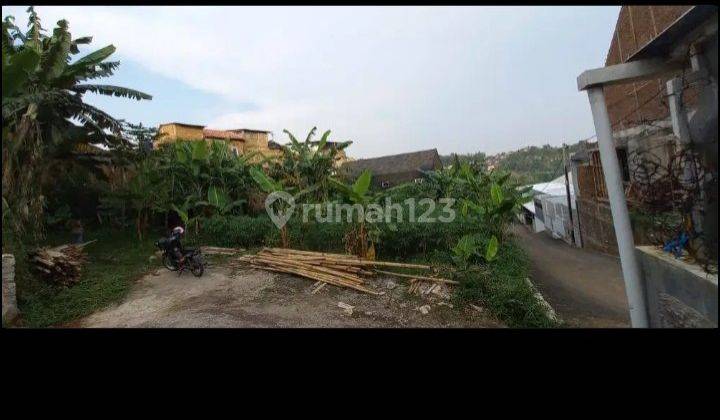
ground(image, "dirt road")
xmin=513 ymin=224 xmax=631 ymax=327
xmin=76 ymin=263 xmax=501 ymax=328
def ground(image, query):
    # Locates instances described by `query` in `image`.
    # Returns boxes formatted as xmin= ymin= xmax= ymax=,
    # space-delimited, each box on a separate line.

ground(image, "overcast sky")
xmin=2 ymin=5 xmax=620 ymax=157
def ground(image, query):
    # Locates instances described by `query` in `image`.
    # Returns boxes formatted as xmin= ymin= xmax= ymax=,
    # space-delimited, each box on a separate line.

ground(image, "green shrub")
xmin=16 ymin=226 xmax=157 ymax=328
xmin=294 ymin=220 xmax=349 ymax=253
xmin=454 ymin=240 xmax=556 ymax=328
xmin=374 ymin=198 xmax=482 ymax=259
xmin=200 ymin=215 xmax=275 ymax=248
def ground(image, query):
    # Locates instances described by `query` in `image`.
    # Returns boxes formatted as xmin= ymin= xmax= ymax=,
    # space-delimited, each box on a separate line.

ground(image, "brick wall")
xmin=241 ymin=131 xmax=270 ymax=152
xmin=155 ymin=124 xmax=204 ymax=148
xmin=603 ymin=6 xmax=698 ymax=132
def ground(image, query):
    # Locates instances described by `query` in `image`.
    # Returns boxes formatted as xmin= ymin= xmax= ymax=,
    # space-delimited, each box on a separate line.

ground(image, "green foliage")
xmin=329 ymin=169 xmax=373 ymax=206
xmin=121 ymin=121 xmax=157 ymax=154
xmin=96 ymin=140 xmax=254 ymax=238
xmin=200 ymin=214 xmax=275 ymax=248
xmin=375 ymin=205 xmax=472 ymax=259
xmin=2 ymin=8 xmax=151 ymax=241
xmin=202 ymin=186 xmax=245 ymax=216
xmin=439 ymin=151 xmax=487 ymax=169
xmin=442 ymin=143 xmax=583 ymax=186
xmin=454 ymin=241 xmax=556 ymax=328
xmin=269 ymin=127 xmax=352 ymax=203
xmin=45 ymin=203 xmax=72 ymax=227
xmin=99 ymin=158 xmax=168 ymax=239
xmin=2 ymin=7 xmax=151 ymax=146
xmin=249 ymin=164 xmax=307 ymax=247
xmin=16 ymin=226 xmax=157 ymax=328
xmin=485 ymin=235 xmax=499 ymax=262
xmin=451 ymin=232 xmax=498 ymax=269
xmin=455 ymin=164 xmax=528 ymax=242
xmin=250 ymin=166 xmax=282 ymax=193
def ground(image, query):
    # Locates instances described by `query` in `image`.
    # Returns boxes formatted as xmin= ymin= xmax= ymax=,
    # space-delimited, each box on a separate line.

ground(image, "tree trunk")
xmin=359 ymin=221 xmax=368 ymax=259
xmin=281 ymin=225 xmax=289 ymax=248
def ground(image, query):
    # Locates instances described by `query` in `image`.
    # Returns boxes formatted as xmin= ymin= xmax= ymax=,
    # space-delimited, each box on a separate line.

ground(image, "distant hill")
xmin=441 ymin=142 xmax=583 ymax=185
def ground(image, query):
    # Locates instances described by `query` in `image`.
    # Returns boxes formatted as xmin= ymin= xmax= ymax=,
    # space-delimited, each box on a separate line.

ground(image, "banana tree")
xmin=250 ymin=167 xmax=290 ymax=247
xmin=273 ymin=127 xmax=352 ymax=202
xmin=328 ymin=169 xmax=377 ymax=258
xmin=452 ymin=232 xmax=499 ymax=270
xmin=451 ymin=162 xmax=528 ymax=265
xmin=2 ymin=8 xmax=151 ymax=239
xmin=196 ymin=185 xmax=246 ymax=216
xmin=171 ymin=198 xmax=202 ymax=239
xmin=249 ymin=166 xmax=318 ymax=248
xmin=3 ymin=8 xmax=151 ymax=152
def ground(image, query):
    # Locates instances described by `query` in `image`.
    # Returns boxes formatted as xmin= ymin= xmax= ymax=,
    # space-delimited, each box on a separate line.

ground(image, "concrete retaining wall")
xmin=636 ymin=246 xmax=718 ymax=328
xmin=2 ymin=254 xmax=19 ymax=325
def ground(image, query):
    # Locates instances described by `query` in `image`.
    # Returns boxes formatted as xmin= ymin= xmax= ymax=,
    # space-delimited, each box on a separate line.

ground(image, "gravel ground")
xmin=75 ymin=263 xmax=502 ymax=328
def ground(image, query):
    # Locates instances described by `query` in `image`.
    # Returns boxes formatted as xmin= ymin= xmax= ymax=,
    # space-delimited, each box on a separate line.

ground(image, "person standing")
xmin=70 ymin=219 xmax=84 ymax=244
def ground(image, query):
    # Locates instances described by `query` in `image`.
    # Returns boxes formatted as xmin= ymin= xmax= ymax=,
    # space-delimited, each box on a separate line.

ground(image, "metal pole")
xmin=586 ymin=87 xmax=649 ymax=328
xmin=562 ymin=144 xmax=575 ymax=246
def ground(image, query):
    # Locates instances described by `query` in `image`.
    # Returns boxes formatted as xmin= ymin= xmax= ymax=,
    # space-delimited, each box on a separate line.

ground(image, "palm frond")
xmin=305 ymin=126 xmax=317 ymax=143
xmin=39 ymin=19 xmax=72 ymax=82
xmin=69 ymin=35 xmax=92 ymax=54
xmin=72 ymin=84 xmax=152 ymax=100
xmin=67 ymin=44 xmax=115 ymax=72
xmin=73 ymin=101 xmax=123 ymax=134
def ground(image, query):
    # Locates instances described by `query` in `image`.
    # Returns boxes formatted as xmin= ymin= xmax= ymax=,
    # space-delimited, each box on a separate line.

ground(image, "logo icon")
xmin=265 ymin=191 xmax=295 ymax=229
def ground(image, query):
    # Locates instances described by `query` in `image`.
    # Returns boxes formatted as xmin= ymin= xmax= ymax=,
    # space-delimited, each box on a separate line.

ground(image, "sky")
xmin=2 ymin=5 xmax=620 ymax=158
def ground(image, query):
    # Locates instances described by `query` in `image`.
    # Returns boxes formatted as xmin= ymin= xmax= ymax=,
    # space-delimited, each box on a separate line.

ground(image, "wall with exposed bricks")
xmin=603 ymin=6 xmax=698 ymax=132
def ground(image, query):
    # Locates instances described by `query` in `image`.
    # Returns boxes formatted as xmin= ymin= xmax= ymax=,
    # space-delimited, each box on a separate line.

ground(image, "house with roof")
xmin=154 ymin=122 xmax=283 ymax=160
xmin=339 ymin=149 xmax=443 ymax=189
xmin=519 ymin=173 xmax=579 ymax=246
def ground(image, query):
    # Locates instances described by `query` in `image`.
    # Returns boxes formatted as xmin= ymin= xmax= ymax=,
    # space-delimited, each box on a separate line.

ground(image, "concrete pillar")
xmin=2 ymin=254 xmax=19 ymax=325
xmin=587 ymin=87 xmax=649 ymax=328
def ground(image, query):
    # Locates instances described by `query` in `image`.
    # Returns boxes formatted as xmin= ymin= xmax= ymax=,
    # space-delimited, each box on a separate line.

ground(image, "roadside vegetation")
xmin=3 ymin=8 xmax=556 ymax=328
xmin=17 ymin=227 xmax=156 ymax=327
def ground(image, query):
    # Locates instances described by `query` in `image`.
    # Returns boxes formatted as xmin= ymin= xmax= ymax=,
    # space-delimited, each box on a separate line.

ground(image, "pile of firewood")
xmin=237 ymin=248 xmax=456 ymax=295
xmin=29 ymin=240 xmax=95 ymax=286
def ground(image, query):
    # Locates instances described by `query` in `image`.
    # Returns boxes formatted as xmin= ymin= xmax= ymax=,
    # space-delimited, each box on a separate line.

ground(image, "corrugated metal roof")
xmin=522 ymin=201 xmax=535 ymax=214
xmin=531 ymin=173 xmax=574 ymax=198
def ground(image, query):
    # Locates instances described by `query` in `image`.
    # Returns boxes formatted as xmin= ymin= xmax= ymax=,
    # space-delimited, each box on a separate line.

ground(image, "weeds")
xmin=15 ymin=226 xmax=157 ymax=327
xmin=454 ymin=240 xmax=556 ymax=328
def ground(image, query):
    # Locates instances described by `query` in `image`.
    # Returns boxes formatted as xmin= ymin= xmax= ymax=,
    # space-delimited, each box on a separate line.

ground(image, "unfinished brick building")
xmin=573 ymin=5 xmax=716 ymax=255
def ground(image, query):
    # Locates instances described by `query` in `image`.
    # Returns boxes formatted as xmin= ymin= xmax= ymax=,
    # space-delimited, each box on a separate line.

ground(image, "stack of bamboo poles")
xmin=237 ymin=248 xmax=457 ymax=295
xmin=29 ymin=240 xmax=96 ymax=286
xmin=201 ymin=246 xmax=245 ymax=256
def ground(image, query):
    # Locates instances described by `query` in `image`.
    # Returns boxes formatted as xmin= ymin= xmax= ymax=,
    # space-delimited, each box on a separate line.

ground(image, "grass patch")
xmin=16 ymin=226 xmax=158 ymax=328
xmin=454 ymin=239 xmax=556 ymax=328
xmin=376 ymin=236 xmax=554 ymax=328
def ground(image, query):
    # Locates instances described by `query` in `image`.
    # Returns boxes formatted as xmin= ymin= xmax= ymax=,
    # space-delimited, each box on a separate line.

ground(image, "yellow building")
xmin=155 ymin=122 xmax=282 ymax=160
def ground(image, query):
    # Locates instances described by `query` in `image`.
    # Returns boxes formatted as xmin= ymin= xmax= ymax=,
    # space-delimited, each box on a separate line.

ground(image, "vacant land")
xmin=73 ymin=264 xmax=501 ymax=328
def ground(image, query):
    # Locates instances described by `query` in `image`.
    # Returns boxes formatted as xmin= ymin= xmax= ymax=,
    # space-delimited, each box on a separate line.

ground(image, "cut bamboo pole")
xmin=238 ymin=248 xmax=443 ymax=296
xmin=373 ymin=269 xmax=459 ymax=285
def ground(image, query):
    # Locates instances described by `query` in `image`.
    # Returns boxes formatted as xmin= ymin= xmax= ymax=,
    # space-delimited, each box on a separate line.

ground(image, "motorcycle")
xmin=155 ymin=237 xmax=205 ymax=277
